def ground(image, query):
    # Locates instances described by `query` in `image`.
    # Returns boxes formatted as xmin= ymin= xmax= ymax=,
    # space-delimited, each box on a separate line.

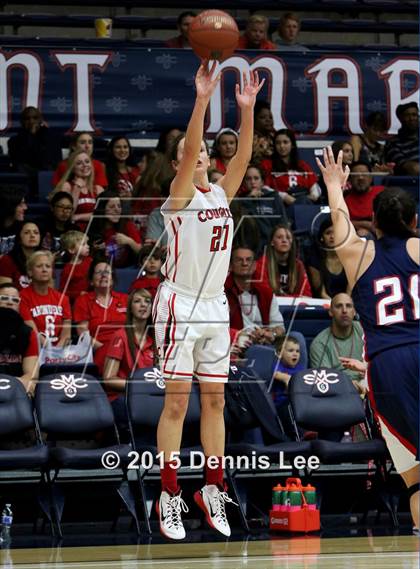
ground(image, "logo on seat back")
xmin=50 ymin=375 xmax=88 ymax=398
xmin=0 ymin=378 xmax=10 ymax=390
xmin=143 ymin=368 xmax=165 ymax=389
xmin=303 ymin=370 xmax=339 ymax=394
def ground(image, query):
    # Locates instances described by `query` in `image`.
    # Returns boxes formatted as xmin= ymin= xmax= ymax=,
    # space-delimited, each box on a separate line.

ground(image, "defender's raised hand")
xmin=235 ymin=70 xmax=265 ymax=110
xmin=316 ymin=146 xmax=350 ymax=190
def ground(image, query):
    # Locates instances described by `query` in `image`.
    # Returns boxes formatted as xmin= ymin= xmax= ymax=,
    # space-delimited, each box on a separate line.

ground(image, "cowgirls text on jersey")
xmin=31 ymin=304 xmax=64 ymax=317
xmin=197 ymin=207 xmax=232 ymax=222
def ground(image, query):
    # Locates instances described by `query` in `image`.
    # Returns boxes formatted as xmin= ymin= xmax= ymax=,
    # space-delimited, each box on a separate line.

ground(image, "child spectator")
xmin=210 ymin=128 xmax=238 ymax=174
xmin=20 ymin=251 xmax=72 ymax=347
xmin=272 ymin=335 xmax=305 ymax=408
xmin=59 ymin=231 xmax=92 ymax=304
xmin=237 ymin=14 xmax=276 ymax=50
xmin=129 ymin=245 xmax=164 ymax=297
xmin=0 ymin=221 xmax=42 ymax=289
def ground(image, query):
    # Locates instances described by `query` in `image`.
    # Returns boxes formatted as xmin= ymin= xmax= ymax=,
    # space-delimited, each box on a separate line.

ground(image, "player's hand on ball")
xmin=316 ymin=147 xmax=350 ymax=189
xmin=235 ymin=71 xmax=265 ymax=109
xmin=195 ymin=59 xmax=220 ymax=101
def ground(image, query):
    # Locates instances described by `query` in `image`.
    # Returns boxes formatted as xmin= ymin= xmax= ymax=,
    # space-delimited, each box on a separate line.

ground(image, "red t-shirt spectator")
xmin=129 ymin=275 xmax=161 ymax=298
xmin=73 ymin=290 xmax=128 ymax=373
xmin=105 ymin=328 xmax=154 ymax=400
xmin=344 ymin=186 xmax=384 ymax=220
xmin=261 ymin=159 xmax=318 ymax=195
xmin=237 ymin=36 xmax=276 ymax=50
xmin=73 ymin=291 xmax=128 ymax=346
xmin=59 ymin=256 xmax=92 ymax=303
xmin=104 ymin=222 xmax=141 ymax=268
xmin=20 ymin=286 xmax=72 ymax=345
xmin=254 ymin=255 xmax=313 ymax=297
xmin=53 ymin=158 xmax=107 ymax=187
xmin=0 ymin=255 xmax=30 ymax=290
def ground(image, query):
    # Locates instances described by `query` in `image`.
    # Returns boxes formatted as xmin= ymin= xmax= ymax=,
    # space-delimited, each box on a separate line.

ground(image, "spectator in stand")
xmin=254 ymin=101 xmax=275 ymax=139
xmin=240 ymin=164 xmax=288 ymax=250
xmin=275 ymin=12 xmax=307 ymax=52
xmin=40 ymin=192 xmax=79 ymax=257
xmin=230 ymin=200 xmax=261 ymax=255
xmin=106 ymin=136 xmax=141 ymax=198
xmin=310 ymin=293 xmax=365 ymax=390
xmin=20 ymin=251 xmax=71 ymax=347
xmin=143 ymin=181 xmax=169 ymax=249
xmin=165 ymin=11 xmax=196 ymax=48
xmin=255 ymin=224 xmax=312 ymax=297
xmin=345 ymin=161 xmax=384 ymax=236
xmin=7 ymin=107 xmax=61 ymax=195
xmin=319 ymin=140 xmax=354 ymax=202
xmin=0 ymin=221 xmax=42 ymax=290
xmin=251 ymin=132 xmax=273 ymax=169
xmin=208 ymin=168 xmax=224 ymax=184
xmin=53 ymin=150 xmax=105 ymax=232
xmin=73 ymin=258 xmax=128 ymax=373
xmin=385 ymin=101 xmax=419 ymax=175
xmin=0 ymin=186 xmax=28 ymax=255
xmin=210 ymin=128 xmax=238 ymax=174
xmin=225 ymin=246 xmax=285 ymax=348
xmin=0 ymin=284 xmax=38 ymax=394
xmin=52 ymin=131 xmax=108 ymax=188
xmin=155 ymin=127 xmax=183 ymax=181
xmin=89 ymin=191 xmax=141 ymax=268
xmin=271 ymin=335 xmax=305 ymax=409
xmin=103 ymin=288 xmax=155 ymax=427
xmin=129 ymin=245 xmax=164 ymax=298
xmin=307 ymin=215 xmax=348 ymax=299
xmin=59 ymin=231 xmax=92 ymax=305
xmin=261 ymin=129 xmax=321 ymax=204
xmin=237 ymin=14 xmax=276 ymax=50
xmin=350 ymin=112 xmax=392 ymax=172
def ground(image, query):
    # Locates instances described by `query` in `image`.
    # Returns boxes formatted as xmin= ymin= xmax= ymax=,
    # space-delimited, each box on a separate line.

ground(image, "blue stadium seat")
xmin=38 ymin=171 xmax=54 ymax=201
xmin=114 ymin=268 xmax=138 ymax=293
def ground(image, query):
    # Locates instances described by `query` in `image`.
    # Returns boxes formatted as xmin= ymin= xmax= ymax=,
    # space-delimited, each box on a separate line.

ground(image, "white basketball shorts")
xmin=153 ymin=282 xmax=230 ymax=382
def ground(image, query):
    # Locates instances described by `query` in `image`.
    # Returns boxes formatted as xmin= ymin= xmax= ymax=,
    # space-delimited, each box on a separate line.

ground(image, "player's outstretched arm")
xmin=220 ymin=71 xmax=265 ymax=201
xmin=316 ymin=147 xmax=371 ymax=287
xmin=168 ymin=60 xmax=220 ymax=212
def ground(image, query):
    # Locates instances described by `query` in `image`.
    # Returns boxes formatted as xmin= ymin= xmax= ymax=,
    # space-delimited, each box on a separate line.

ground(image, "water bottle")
xmin=341 ymin=431 xmax=352 ymax=443
xmin=272 ymin=484 xmax=283 ymax=511
xmin=1 ymin=504 xmax=13 ymax=545
xmin=302 ymin=484 xmax=317 ymax=511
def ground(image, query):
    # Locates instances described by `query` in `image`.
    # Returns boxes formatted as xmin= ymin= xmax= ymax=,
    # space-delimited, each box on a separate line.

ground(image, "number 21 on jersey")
xmin=210 ymin=224 xmax=230 ymax=252
xmin=375 ymin=274 xmax=419 ymax=325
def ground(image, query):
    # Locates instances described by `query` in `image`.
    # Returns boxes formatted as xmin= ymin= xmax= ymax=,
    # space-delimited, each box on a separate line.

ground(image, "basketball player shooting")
xmin=317 ymin=147 xmax=420 ymax=533
xmin=153 ymin=60 xmax=264 ymax=540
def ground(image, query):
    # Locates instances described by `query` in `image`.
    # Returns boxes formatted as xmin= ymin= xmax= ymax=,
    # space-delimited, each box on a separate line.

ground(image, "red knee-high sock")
xmin=161 ymin=460 xmax=179 ymax=494
xmin=205 ymin=456 xmax=224 ymax=487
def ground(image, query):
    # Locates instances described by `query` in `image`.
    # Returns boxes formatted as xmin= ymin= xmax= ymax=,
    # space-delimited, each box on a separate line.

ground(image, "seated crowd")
xmin=0 ymin=95 xmax=418 ymax=444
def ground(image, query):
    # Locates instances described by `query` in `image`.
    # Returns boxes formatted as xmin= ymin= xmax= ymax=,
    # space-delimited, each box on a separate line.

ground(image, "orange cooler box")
xmin=269 ymin=507 xmax=320 ymax=532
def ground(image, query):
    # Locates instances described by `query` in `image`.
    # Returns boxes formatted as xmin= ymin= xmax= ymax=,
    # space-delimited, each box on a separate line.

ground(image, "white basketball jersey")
xmin=161 ymin=183 xmax=233 ymax=297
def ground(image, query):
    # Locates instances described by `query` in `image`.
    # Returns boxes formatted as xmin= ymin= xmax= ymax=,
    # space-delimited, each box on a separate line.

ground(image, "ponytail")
xmin=373 ymin=187 xmax=416 ymax=238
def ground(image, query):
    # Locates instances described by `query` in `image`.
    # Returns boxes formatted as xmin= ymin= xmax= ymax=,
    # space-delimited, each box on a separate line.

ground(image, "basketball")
xmin=188 ymin=10 xmax=239 ymax=62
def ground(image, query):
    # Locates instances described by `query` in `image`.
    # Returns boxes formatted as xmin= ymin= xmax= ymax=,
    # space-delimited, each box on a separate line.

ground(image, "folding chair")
xmin=288 ymin=367 xmax=397 ymax=525
xmin=126 ymin=367 xmax=202 ymax=534
xmin=34 ymin=372 xmax=136 ymax=536
xmin=0 ymin=375 xmax=53 ymax=533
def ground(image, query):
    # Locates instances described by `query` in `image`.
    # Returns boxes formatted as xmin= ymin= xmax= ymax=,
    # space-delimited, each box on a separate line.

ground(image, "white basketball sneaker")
xmin=194 ymin=484 xmax=237 ymax=537
xmin=156 ymin=490 xmax=189 ymax=540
